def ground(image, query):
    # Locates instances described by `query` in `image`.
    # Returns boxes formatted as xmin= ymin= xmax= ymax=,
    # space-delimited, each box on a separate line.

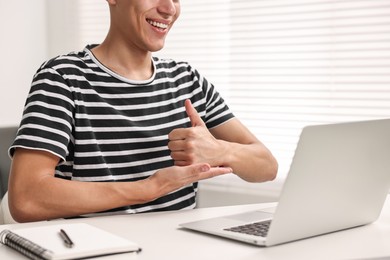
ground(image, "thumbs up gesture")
xmin=168 ymin=99 xmax=224 ymax=167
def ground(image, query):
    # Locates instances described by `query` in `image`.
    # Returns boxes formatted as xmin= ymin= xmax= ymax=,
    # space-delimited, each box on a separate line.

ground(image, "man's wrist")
xmin=138 ymin=176 xmax=160 ymax=202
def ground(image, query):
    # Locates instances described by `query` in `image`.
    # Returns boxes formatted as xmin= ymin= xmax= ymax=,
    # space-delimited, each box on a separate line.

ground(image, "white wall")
xmin=0 ymin=0 xmax=48 ymax=127
xmin=0 ymin=1 xmax=81 ymax=127
xmin=46 ymin=0 xmax=81 ymax=58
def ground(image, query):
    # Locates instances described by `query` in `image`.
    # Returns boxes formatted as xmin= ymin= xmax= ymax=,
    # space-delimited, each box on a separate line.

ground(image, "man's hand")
xmin=147 ymin=163 xmax=232 ymax=200
xmin=168 ymin=99 xmax=226 ymax=167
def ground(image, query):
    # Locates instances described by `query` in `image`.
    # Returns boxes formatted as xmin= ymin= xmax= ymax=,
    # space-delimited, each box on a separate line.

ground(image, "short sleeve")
xmin=191 ymin=67 xmax=234 ymax=129
xmin=9 ymin=62 xmax=75 ymax=162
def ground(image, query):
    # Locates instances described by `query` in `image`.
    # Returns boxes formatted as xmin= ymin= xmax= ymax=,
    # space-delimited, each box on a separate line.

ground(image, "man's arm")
xmin=168 ymin=100 xmax=278 ymax=182
xmin=8 ymin=148 xmax=232 ymax=222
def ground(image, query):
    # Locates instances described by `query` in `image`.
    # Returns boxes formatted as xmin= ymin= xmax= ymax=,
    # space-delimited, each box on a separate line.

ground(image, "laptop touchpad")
xmin=226 ymin=211 xmax=273 ymax=222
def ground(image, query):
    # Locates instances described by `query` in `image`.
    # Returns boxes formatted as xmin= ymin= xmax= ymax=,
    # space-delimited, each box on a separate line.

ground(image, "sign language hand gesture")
xmin=168 ymin=99 xmax=225 ymax=167
xmin=148 ymin=163 xmax=232 ymax=199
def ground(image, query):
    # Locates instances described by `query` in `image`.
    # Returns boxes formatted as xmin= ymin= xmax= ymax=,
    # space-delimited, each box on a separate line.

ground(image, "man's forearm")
xmin=218 ymin=140 xmax=278 ymax=183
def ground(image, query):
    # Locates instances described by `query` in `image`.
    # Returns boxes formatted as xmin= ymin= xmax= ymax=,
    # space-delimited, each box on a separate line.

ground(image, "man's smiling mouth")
xmin=146 ymin=19 xmax=169 ymax=30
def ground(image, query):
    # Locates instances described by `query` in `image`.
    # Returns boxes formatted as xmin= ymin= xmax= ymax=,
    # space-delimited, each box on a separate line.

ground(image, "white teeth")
xmin=147 ymin=19 xmax=168 ymax=29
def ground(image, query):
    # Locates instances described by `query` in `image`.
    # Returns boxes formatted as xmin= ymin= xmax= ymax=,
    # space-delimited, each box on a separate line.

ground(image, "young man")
xmin=8 ymin=0 xmax=278 ymax=222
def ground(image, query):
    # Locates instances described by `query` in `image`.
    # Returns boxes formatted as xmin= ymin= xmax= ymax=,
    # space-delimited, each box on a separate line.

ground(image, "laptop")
xmin=180 ymin=119 xmax=390 ymax=247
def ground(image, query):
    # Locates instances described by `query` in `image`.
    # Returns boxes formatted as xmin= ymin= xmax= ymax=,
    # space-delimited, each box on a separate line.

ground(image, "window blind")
xmin=74 ymin=0 xmax=390 ymax=196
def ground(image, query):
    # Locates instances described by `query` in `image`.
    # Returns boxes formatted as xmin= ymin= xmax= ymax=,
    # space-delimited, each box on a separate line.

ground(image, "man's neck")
xmin=91 ymin=39 xmax=153 ymax=81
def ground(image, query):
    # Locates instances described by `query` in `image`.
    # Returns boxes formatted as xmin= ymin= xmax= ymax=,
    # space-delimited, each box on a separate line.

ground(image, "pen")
xmin=59 ymin=229 xmax=74 ymax=248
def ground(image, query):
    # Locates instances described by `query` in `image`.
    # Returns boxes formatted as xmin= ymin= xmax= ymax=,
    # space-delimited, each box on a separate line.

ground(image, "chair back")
xmin=0 ymin=126 xmax=18 ymax=198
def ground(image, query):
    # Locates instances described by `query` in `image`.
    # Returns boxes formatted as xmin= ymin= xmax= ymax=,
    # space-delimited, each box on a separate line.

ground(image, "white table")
xmin=1 ymin=195 xmax=390 ymax=260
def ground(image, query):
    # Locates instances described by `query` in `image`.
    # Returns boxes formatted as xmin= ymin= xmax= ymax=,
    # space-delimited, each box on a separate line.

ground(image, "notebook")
xmin=0 ymin=223 xmax=141 ymax=259
xmin=180 ymin=119 xmax=390 ymax=247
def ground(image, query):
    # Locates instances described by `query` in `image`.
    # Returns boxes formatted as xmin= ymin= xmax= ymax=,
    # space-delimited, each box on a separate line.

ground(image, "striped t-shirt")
xmin=10 ymin=45 xmax=234 ymax=215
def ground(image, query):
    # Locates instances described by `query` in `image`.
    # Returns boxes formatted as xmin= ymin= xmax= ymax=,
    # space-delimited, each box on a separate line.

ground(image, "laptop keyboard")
xmin=224 ymin=220 xmax=271 ymax=237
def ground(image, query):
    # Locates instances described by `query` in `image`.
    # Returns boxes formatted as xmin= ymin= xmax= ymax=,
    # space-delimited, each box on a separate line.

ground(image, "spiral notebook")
xmin=0 ymin=223 xmax=141 ymax=260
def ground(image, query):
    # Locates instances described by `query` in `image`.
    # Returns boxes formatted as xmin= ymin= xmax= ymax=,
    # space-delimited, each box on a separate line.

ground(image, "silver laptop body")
xmin=180 ymin=119 xmax=390 ymax=246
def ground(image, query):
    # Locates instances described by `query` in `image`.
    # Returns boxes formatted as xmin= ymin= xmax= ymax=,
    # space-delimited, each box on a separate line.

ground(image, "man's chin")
xmin=147 ymin=40 xmax=167 ymax=52
xmin=150 ymin=45 xmax=165 ymax=53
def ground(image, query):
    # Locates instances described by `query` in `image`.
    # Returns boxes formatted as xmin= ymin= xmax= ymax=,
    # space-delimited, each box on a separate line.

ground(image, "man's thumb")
xmin=185 ymin=99 xmax=205 ymax=127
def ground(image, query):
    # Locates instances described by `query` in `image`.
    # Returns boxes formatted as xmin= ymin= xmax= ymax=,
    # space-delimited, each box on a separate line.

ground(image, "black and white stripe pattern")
xmin=10 ymin=45 xmax=234 ymax=215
